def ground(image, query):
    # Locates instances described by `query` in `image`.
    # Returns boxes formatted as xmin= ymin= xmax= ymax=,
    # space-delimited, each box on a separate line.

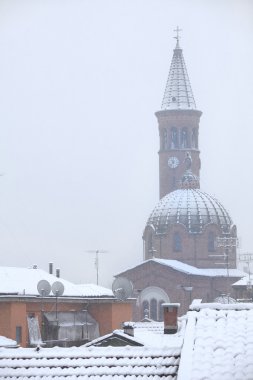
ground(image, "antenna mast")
xmin=209 ymin=236 xmax=238 ymax=302
xmin=239 ymin=253 xmax=253 ymax=290
xmin=86 ymin=249 xmax=108 ymax=285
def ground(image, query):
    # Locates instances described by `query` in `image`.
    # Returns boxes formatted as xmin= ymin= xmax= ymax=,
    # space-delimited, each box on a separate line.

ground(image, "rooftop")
xmin=1 ymin=302 xmax=253 ymax=379
xmin=0 ymin=266 xmax=113 ymax=298
xmin=118 ymin=259 xmax=245 ymax=278
xmin=178 ymin=302 xmax=253 ymax=380
xmin=0 ymin=346 xmax=181 ymax=380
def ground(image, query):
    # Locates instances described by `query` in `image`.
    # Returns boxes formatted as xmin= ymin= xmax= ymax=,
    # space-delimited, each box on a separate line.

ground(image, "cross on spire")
xmin=173 ymin=26 xmax=182 ymax=47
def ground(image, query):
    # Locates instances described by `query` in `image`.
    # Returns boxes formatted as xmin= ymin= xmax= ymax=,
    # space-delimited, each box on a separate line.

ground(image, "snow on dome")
xmin=146 ymin=189 xmax=233 ymax=234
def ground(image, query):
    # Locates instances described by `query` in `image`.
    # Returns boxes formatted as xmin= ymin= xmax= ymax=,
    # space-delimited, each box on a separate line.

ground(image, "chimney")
xmin=56 ymin=268 xmax=60 ymax=278
xmin=162 ymin=303 xmax=180 ymax=334
xmin=49 ymin=262 xmax=53 ymax=275
xmin=123 ymin=322 xmax=134 ymax=337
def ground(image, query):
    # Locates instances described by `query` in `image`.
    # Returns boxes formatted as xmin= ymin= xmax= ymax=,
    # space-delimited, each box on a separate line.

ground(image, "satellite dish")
xmin=112 ymin=277 xmax=133 ymax=301
xmin=51 ymin=281 xmax=64 ymax=297
xmin=37 ymin=280 xmax=51 ymax=296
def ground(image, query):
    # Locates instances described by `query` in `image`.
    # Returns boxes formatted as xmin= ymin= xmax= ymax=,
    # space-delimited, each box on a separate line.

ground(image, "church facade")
xmin=116 ymin=33 xmax=244 ymax=318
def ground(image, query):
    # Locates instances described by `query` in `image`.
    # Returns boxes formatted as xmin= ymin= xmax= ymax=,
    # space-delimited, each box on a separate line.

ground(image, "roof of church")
xmin=161 ymin=38 xmax=196 ymax=110
xmin=117 ymin=259 xmax=245 ymax=279
xmin=146 ymin=188 xmax=233 ymax=234
xmin=153 ymin=259 xmax=244 ymax=278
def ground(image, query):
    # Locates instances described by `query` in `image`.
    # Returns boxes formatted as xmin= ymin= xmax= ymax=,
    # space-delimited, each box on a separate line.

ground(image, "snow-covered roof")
xmin=119 ymin=259 xmax=245 ymax=278
xmin=116 ymin=321 xmax=184 ymax=348
xmin=0 ymin=266 xmax=113 ymax=298
xmin=232 ymin=275 xmax=253 ymax=287
xmin=76 ymin=283 xmax=113 ymax=297
xmin=178 ymin=303 xmax=253 ymax=380
xmin=0 ymin=346 xmax=181 ymax=380
xmin=86 ymin=319 xmax=185 ymax=348
xmin=1 ymin=302 xmax=253 ymax=379
xmin=0 ymin=336 xmax=17 ymax=348
xmin=154 ymin=259 xmax=245 ymax=277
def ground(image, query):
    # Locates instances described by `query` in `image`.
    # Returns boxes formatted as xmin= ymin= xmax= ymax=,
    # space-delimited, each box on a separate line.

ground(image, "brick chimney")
xmin=162 ymin=303 xmax=180 ymax=334
xmin=123 ymin=322 xmax=134 ymax=337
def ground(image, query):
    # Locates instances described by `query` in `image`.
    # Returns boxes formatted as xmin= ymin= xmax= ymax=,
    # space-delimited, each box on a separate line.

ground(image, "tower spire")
xmin=161 ymin=29 xmax=196 ymax=110
xmin=155 ymin=32 xmax=202 ymax=198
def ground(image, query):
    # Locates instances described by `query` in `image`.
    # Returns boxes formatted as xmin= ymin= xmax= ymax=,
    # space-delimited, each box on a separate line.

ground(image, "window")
xmin=158 ymin=300 xmax=165 ymax=321
xmin=181 ymin=128 xmax=189 ymax=148
xmin=192 ymin=128 xmax=198 ymax=148
xmin=162 ymin=129 xmax=168 ymax=150
xmin=173 ymin=232 xmax=182 ymax=252
xmin=16 ymin=326 xmax=22 ymax=345
xmin=150 ymin=298 xmax=157 ymax=320
xmin=171 ymin=128 xmax=178 ymax=148
xmin=208 ymin=232 xmax=215 ymax=252
xmin=146 ymin=233 xmax=154 ymax=259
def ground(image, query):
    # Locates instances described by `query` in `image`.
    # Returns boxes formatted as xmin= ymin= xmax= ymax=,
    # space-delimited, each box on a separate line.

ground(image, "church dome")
xmin=147 ymin=189 xmax=233 ymax=234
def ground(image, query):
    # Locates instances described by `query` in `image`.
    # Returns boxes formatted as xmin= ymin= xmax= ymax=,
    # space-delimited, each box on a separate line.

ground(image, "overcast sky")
xmin=0 ymin=0 xmax=252 ymax=287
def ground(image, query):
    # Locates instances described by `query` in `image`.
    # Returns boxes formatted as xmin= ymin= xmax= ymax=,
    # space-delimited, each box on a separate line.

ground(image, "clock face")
xmin=168 ymin=156 xmax=179 ymax=169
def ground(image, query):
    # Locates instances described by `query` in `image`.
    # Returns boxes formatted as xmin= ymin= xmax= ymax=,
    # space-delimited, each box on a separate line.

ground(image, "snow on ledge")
xmin=190 ymin=302 xmax=253 ymax=311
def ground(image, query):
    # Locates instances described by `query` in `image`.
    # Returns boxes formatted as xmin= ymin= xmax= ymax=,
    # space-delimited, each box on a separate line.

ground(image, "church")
xmin=116 ymin=32 xmax=245 ymax=318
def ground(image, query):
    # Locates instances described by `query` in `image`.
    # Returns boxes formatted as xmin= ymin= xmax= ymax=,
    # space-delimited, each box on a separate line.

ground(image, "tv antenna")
xmin=112 ymin=277 xmax=133 ymax=301
xmin=52 ymin=281 xmax=64 ymax=320
xmin=86 ymin=249 xmax=108 ymax=285
xmin=209 ymin=236 xmax=238 ymax=302
xmin=239 ymin=253 xmax=253 ymax=290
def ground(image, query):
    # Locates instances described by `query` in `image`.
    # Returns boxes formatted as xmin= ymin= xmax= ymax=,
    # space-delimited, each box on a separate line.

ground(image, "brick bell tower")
xmin=156 ymin=29 xmax=202 ymax=198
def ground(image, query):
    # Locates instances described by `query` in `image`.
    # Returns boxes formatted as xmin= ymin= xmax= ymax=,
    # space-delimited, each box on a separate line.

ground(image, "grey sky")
xmin=0 ymin=0 xmax=252 ymax=287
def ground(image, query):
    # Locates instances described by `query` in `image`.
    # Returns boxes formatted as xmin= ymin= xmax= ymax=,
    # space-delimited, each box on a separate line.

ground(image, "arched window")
xmin=208 ymin=232 xmax=215 ymax=252
xmin=162 ymin=129 xmax=168 ymax=150
xmin=139 ymin=287 xmax=170 ymax=322
xmin=171 ymin=128 xmax=178 ymax=148
xmin=142 ymin=300 xmax=149 ymax=319
xmin=146 ymin=233 xmax=154 ymax=259
xmin=158 ymin=300 xmax=165 ymax=321
xmin=150 ymin=298 xmax=157 ymax=320
xmin=173 ymin=232 xmax=182 ymax=252
xmin=181 ymin=128 xmax=189 ymax=148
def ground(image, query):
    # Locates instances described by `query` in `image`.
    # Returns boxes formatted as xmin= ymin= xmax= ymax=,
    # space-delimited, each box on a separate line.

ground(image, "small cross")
xmin=173 ymin=26 xmax=182 ymax=43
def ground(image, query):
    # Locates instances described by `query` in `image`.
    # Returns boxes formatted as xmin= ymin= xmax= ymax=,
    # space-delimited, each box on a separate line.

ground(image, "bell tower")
xmin=156 ymin=29 xmax=202 ymax=198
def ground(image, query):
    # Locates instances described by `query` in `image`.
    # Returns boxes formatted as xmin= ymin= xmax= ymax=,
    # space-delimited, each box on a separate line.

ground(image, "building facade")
xmin=0 ymin=266 xmax=133 ymax=347
xmin=116 ymin=33 xmax=243 ymax=318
